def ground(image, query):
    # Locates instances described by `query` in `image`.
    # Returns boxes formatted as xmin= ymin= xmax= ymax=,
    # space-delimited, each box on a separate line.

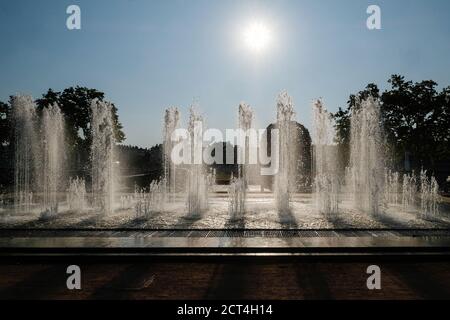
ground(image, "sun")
xmin=243 ymin=21 xmax=272 ymax=53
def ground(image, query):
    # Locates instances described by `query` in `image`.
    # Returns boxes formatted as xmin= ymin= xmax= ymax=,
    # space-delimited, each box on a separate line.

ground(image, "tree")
xmin=332 ymin=83 xmax=380 ymax=169
xmin=35 ymin=86 xmax=126 ymax=177
xmin=1 ymin=87 xmax=126 ymax=187
xmin=116 ymin=144 xmax=163 ymax=188
xmin=333 ymin=75 xmax=450 ymax=173
xmin=36 ymin=86 xmax=125 ymax=151
xmin=0 ymin=101 xmax=11 ymax=146
xmin=0 ymin=101 xmax=13 ymax=188
xmin=333 ymin=83 xmax=380 ymax=145
xmin=381 ymin=75 xmax=450 ymax=169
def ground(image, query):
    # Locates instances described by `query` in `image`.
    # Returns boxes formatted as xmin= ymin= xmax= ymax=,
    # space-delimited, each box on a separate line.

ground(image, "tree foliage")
xmin=0 ymin=101 xmax=11 ymax=146
xmin=36 ymin=86 xmax=125 ymax=150
xmin=333 ymin=75 xmax=450 ymax=171
xmin=1 ymin=86 xmax=126 ymax=149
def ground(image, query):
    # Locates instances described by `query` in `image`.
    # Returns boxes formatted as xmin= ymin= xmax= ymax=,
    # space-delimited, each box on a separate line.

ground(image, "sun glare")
xmin=243 ymin=21 xmax=272 ymax=53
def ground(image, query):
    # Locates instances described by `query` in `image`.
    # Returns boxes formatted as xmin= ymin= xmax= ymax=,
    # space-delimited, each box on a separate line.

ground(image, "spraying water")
xmin=163 ymin=107 xmax=180 ymax=200
xmin=384 ymin=170 xmax=400 ymax=205
xmin=67 ymin=177 xmax=86 ymax=211
xmin=348 ymin=96 xmax=385 ymax=215
xmin=41 ymin=103 xmax=65 ymax=215
xmin=134 ymin=179 xmax=166 ymax=218
xmin=91 ymin=99 xmax=116 ymax=215
xmin=228 ymin=103 xmax=254 ymax=219
xmin=274 ymin=91 xmax=296 ymax=213
xmin=419 ymin=169 xmax=440 ymax=219
xmin=5 ymin=91 xmax=447 ymax=228
xmin=186 ymin=106 xmax=208 ymax=216
xmin=312 ymin=100 xmax=339 ymax=216
xmin=402 ymin=172 xmax=417 ymax=211
xmin=12 ymin=95 xmax=37 ymax=213
xmin=228 ymin=175 xmax=246 ymax=219
xmin=238 ymin=102 xmax=253 ymax=186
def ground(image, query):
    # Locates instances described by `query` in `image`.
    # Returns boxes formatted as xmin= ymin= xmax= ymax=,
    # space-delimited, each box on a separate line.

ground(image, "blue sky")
xmin=1 ymin=0 xmax=450 ymax=147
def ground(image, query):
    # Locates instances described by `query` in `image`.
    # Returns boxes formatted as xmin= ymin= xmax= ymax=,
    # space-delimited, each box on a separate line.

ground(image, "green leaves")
xmin=36 ymin=86 xmax=126 ymax=148
xmin=0 ymin=101 xmax=11 ymax=146
xmin=333 ymin=75 xmax=450 ymax=171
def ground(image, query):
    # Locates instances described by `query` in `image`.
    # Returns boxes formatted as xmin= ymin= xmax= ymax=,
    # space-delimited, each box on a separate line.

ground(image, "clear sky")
xmin=1 ymin=0 xmax=450 ymax=147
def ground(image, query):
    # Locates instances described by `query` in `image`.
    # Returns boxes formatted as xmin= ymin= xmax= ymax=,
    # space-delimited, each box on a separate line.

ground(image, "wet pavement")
xmin=0 ymin=229 xmax=449 ymax=256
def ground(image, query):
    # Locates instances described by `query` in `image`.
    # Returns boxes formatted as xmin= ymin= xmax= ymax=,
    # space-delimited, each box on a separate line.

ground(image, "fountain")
xmin=312 ymin=99 xmax=339 ymax=216
xmin=238 ymin=102 xmax=253 ymax=187
xmin=67 ymin=177 xmax=86 ymax=211
xmin=402 ymin=172 xmax=417 ymax=211
xmin=186 ymin=107 xmax=208 ymax=216
xmin=2 ymin=91 xmax=448 ymax=230
xmin=384 ymin=170 xmax=400 ymax=205
xmin=419 ymin=169 xmax=441 ymax=219
xmin=208 ymin=168 xmax=217 ymax=191
xmin=228 ymin=103 xmax=254 ymax=219
xmin=12 ymin=95 xmax=38 ymax=214
xmin=274 ymin=91 xmax=296 ymax=213
xmin=347 ymin=96 xmax=385 ymax=215
xmin=41 ymin=103 xmax=65 ymax=216
xmin=134 ymin=178 xmax=166 ymax=218
xmin=228 ymin=175 xmax=246 ymax=219
xmin=90 ymin=99 xmax=116 ymax=215
xmin=134 ymin=187 xmax=149 ymax=218
xmin=163 ymin=107 xmax=180 ymax=200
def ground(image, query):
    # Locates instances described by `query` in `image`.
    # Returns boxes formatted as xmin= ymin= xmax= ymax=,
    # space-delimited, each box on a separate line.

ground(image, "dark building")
xmin=261 ymin=121 xmax=312 ymax=192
